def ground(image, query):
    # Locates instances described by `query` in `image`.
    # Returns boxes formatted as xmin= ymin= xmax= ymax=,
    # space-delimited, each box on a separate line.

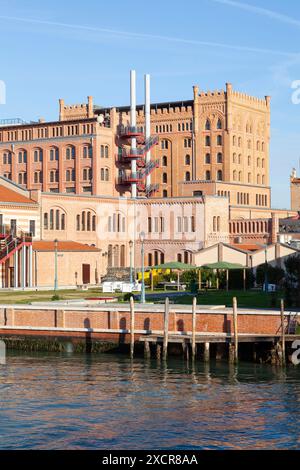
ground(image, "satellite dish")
xmin=97 ymin=115 xmax=104 ymax=124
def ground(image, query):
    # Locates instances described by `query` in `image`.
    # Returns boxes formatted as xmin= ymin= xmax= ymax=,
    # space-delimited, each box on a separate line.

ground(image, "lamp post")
xmin=54 ymin=239 xmax=58 ymax=293
xmin=129 ymin=240 xmax=133 ymax=284
xmin=264 ymin=244 xmax=269 ymax=293
xmin=140 ymin=231 xmax=146 ymax=303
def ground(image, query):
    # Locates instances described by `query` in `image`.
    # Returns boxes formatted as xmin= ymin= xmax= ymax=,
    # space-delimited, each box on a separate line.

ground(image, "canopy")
xmin=201 ymin=262 xmax=245 ymax=270
xmin=151 ymin=261 xmax=195 ymax=270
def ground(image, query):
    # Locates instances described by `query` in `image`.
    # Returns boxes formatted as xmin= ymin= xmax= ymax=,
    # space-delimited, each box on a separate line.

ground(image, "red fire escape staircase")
xmin=118 ymin=126 xmax=160 ymax=195
xmin=0 ymin=227 xmax=32 ymax=265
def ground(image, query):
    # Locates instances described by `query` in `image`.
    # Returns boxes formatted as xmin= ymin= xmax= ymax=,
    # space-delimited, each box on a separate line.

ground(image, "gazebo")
xmin=200 ymin=261 xmax=246 ymax=291
xmin=150 ymin=261 xmax=195 ymax=291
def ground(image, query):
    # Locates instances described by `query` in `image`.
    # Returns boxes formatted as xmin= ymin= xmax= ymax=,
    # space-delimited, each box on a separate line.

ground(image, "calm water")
xmin=0 ymin=351 xmax=299 ymax=450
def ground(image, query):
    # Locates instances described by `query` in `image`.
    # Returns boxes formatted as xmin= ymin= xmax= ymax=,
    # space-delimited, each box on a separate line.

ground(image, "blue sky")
xmin=0 ymin=0 xmax=300 ymax=209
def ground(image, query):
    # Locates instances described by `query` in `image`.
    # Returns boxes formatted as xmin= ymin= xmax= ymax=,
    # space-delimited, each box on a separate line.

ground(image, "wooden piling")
xmin=192 ymin=296 xmax=197 ymax=360
xmin=130 ymin=296 xmax=135 ymax=359
xmin=229 ymin=343 xmax=235 ymax=363
xmin=280 ymin=299 xmax=286 ymax=365
xmin=163 ymin=297 xmax=170 ymax=360
xmin=156 ymin=343 xmax=161 ymax=361
xmin=204 ymin=342 xmax=210 ymax=362
xmin=144 ymin=339 xmax=151 ymax=358
xmin=233 ymin=297 xmax=238 ymax=363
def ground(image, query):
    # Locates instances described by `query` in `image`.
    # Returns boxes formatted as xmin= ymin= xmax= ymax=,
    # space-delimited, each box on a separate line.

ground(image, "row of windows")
xmin=76 ymin=211 xmax=96 ymax=231
xmin=148 ymin=217 xmax=165 ymax=234
xmin=232 ymin=171 xmax=266 ymax=185
xmin=233 ymin=136 xmax=266 ymax=151
xmin=0 ymin=123 xmax=95 ymax=143
xmin=204 ymin=135 xmax=222 ymax=146
xmin=233 ymin=153 xmax=265 ymax=165
xmin=108 ymin=213 xmax=126 ymax=233
xmin=204 ymin=170 xmax=223 ymax=181
xmin=177 ymin=216 xmax=196 ymax=233
xmin=205 ymin=153 xmax=223 ymax=164
xmin=237 ymin=192 xmax=250 ymax=205
xmin=44 ymin=209 xmax=66 ymax=231
xmin=154 ymin=122 xmax=194 ymax=134
xmin=256 ymin=194 xmax=268 ymax=206
xmin=205 ymin=119 xmax=223 ymax=131
xmin=212 ymin=216 xmax=221 ymax=232
xmin=44 ymin=209 xmax=96 ymax=231
xmin=155 ymin=124 xmax=173 ymax=133
xmin=17 ymin=168 xmax=109 ymax=185
xmin=1 ymin=145 xmax=109 ymax=164
xmin=230 ymin=220 xmax=269 ymax=235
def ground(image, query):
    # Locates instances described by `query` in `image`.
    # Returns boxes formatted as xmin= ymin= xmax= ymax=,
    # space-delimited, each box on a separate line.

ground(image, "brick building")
xmin=0 ymin=74 xmax=294 ymax=285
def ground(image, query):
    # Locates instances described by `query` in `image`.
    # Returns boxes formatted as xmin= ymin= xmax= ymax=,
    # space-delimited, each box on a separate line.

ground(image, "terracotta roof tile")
xmin=0 ymin=185 xmax=36 ymax=204
xmin=231 ymin=243 xmax=262 ymax=252
xmin=32 ymin=241 xmax=100 ymax=252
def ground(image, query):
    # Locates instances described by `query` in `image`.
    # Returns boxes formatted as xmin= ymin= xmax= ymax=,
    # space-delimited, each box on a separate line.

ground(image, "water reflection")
xmin=0 ymin=351 xmax=299 ymax=449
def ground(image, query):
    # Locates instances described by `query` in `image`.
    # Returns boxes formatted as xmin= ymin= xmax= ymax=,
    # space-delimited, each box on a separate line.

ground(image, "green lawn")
xmin=0 ymin=287 xmax=283 ymax=310
xmin=171 ymin=289 xmax=283 ymax=309
xmin=0 ymin=288 xmax=123 ymax=305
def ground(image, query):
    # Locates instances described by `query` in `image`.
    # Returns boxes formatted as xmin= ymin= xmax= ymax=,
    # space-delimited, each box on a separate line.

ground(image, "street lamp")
xmin=264 ymin=244 xmax=269 ymax=293
xmin=129 ymin=240 xmax=133 ymax=284
xmin=140 ymin=231 xmax=146 ymax=303
xmin=54 ymin=239 xmax=58 ymax=293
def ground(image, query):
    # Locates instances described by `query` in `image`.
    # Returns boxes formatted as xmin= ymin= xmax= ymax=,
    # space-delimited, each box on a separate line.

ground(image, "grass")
xmin=171 ymin=289 xmax=283 ymax=309
xmin=0 ymin=287 xmax=283 ymax=310
xmin=0 ymin=288 xmax=123 ymax=305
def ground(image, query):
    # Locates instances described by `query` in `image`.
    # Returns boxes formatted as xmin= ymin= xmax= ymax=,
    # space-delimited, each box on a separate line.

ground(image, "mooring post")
xmin=144 ymin=339 xmax=151 ymax=358
xmin=156 ymin=343 xmax=161 ymax=361
xmin=163 ymin=297 xmax=170 ymax=361
xmin=130 ymin=296 xmax=135 ymax=359
xmin=233 ymin=297 xmax=238 ymax=363
xmin=280 ymin=299 xmax=286 ymax=366
xmin=192 ymin=296 xmax=197 ymax=360
xmin=204 ymin=342 xmax=210 ymax=362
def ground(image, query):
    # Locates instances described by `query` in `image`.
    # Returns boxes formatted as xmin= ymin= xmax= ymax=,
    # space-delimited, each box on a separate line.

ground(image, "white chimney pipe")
xmin=145 ymin=74 xmax=151 ymax=189
xmin=130 ymin=70 xmax=137 ymax=198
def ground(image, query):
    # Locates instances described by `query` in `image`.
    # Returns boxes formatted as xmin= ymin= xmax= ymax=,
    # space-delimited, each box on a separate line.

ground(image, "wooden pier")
xmin=0 ymin=296 xmax=298 ymax=364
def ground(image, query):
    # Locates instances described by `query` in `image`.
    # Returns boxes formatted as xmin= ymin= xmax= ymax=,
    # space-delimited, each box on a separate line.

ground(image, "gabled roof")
xmin=0 ymin=184 xmax=37 ymax=205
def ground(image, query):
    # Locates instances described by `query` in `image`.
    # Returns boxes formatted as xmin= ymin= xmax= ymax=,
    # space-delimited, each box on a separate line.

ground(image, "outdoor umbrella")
xmin=150 ymin=261 xmax=195 ymax=291
xmin=200 ymin=261 xmax=246 ymax=291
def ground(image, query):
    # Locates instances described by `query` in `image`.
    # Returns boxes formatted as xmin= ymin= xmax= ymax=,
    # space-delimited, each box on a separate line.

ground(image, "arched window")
xmin=105 ymin=169 xmax=109 ymax=181
xmin=233 ymin=153 xmax=236 ymax=163
xmin=233 ymin=135 xmax=236 ymax=146
xmin=205 ymin=119 xmax=211 ymax=130
xmin=217 ymin=170 xmax=223 ymax=181
xmin=217 ymin=118 xmax=222 ymax=129
xmin=233 ymin=170 xmax=237 ymax=181
xmin=217 ymin=152 xmax=222 ymax=163
xmin=248 ymin=155 xmax=251 ymax=166
xmin=185 ymin=154 xmax=191 ymax=165
xmin=76 ymin=214 xmax=80 ymax=231
xmin=217 ymin=135 xmax=222 ymax=146
xmin=238 ymin=171 xmax=242 ymax=182
xmin=205 ymin=170 xmax=211 ymax=180
xmin=162 ymin=173 xmax=168 ymax=184
xmin=162 ymin=156 xmax=167 ymax=166
xmin=185 ymin=172 xmax=191 ymax=182
xmin=205 ymin=153 xmax=211 ymax=164
xmin=205 ymin=136 xmax=211 ymax=146
xmin=248 ymin=173 xmax=252 ymax=183
xmin=238 ymin=137 xmax=242 ymax=147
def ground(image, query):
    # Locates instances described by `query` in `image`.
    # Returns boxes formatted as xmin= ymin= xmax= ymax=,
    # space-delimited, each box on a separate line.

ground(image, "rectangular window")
xmin=29 ymin=220 xmax=36 ymax=237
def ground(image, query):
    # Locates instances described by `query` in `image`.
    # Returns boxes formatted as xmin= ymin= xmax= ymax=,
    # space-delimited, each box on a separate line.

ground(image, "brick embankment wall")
xmin=0 ymin=305 xmax=284 ymax=340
